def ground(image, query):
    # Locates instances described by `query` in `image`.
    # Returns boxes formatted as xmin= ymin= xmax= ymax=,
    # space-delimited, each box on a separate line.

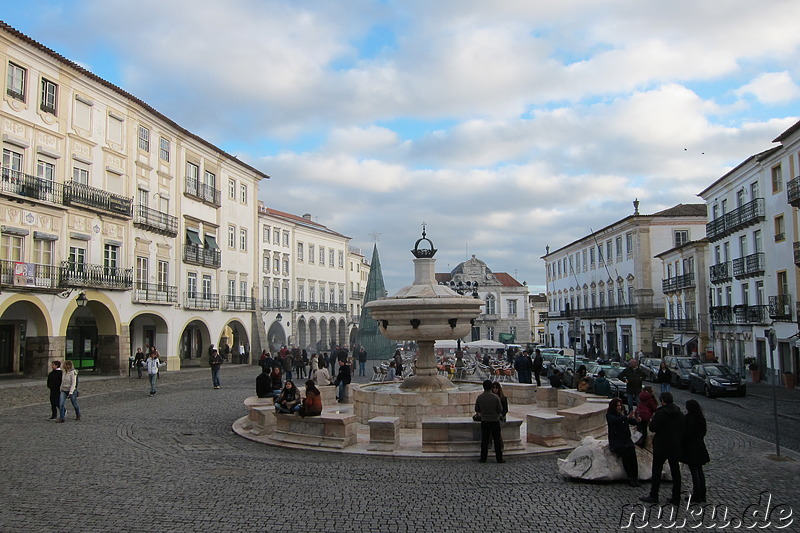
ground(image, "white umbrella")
xmin=466 ymin=339 xmax=506 ymax=350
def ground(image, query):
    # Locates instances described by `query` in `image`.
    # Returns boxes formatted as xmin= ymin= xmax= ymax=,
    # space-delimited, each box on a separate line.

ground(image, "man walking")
xmin=640 ymin=392 xmax=684 ymax=505
xmin=532 ymin=349 xmax=543 ymax=387
xmin=619 ymin=359 xmax=648 ymax=411
xmin=514 ymin=350 xmax=533 ymax=384
xmin=47 ymin=360 xmax=62 ymax=419
xmin=475 ymin=379 xmax=504 ymax=463
xmin=209 ymin=348 xmax=223 ymax=389
xmin=357 ymin=346 xmax=368 ymax=377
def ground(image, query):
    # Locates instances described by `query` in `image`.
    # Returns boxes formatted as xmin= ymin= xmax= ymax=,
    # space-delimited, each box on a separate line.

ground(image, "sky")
xmin=3 ymin=0 xmax=799 ymax=294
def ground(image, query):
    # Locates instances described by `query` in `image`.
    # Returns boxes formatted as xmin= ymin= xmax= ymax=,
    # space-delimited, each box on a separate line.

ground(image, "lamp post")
xmin=76 ymin=292 xmax=88 ymax=307
xmin=765 ymin=328 xmax=781 ymax=457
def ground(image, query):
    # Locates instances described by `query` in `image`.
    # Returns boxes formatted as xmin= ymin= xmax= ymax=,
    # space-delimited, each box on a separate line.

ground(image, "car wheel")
xmin=704 ymin=385 xmax=715 ymax=399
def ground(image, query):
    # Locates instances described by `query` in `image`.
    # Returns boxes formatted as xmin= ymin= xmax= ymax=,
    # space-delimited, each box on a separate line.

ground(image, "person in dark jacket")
xmin=640 ymin=392 xmax=685 ymax=505
xmin=656 ymin=361 xmax=672 ymax=394
xmin=532 ymin=349 xmax=543 ymax=386
xmin=681 ymin=399 xmax=710 ymax=503
xmin=256 ymin=366 xmax=272 ymax=398
xmin=514 ymin=351 xmax=533 ymax=384
xmin=333 ymin=361 xmax=351 ymax=403
xmin=47 ymin=361 xmax=62 ymax=419
xmin=209 ymin=349 xmax=223 ymax=389
xmin=269 ymin=366 xmax=283 ymax=399
xmin=619 ymin=359 xmax=649 ymax=411
xmin=475 ymin=380 xmax=504 ymax=463
xmin=593 ymin=370 xmax=611 ymax=397
xmin=606 ymin=398 xmax=640 ymax=486
xmin=548 ymin=369 xmax=565 ymax=389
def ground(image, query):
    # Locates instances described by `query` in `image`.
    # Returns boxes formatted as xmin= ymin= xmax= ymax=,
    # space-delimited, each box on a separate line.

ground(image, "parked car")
xmin=587 ymin=364 xmax=627 ymax=398
xmin=663 ymin=356 xmax=701 ymax=388
xmin=639 ymin=357 xmax=663 ymax=381
xmin=539 ymin=348 xmax=575 ymax=375
xmin=688 ymin=364 xmax=746 ymax=398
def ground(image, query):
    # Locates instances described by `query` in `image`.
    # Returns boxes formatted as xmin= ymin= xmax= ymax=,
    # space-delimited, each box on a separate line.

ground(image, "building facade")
xmin=542 ymin=202 xmax=707 ymax=358
xmin=528 ymin=292 xmax=548 ymax=346
xmin=347 ymin=246 xmax=370 ymax=345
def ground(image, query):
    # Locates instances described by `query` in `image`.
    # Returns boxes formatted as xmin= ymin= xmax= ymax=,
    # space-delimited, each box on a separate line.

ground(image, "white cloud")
xmin=735 ymin=72 xmax=800 ymax=104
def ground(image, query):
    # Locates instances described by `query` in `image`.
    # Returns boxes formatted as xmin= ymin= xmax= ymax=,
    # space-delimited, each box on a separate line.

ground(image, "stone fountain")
xmin=354 ymin=228 xmax=484 ymax=427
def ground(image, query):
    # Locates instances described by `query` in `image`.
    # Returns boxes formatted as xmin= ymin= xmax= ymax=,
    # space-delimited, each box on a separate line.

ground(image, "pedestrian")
xmin=575 ymin=364 xmax=590 ymax=392
xmin=283 ymin=350 xmax=294 ymax=382
xmin=619 ymin=359 xmax=648 ymax=412
xmin=393 ymin=349 xmax=403 ymax=378
xmin=293 ymin=348 xmax=304 ymax=379
xmin=532 ymin=349 xmax=543 ymax=387
xmin=47 ymin=360 xmax=62 ymax=420
xmin=635 ymin=385 xmax=658 ymax=447
xmin=313 ymin=362 xmax=333 ymax=386
xmin=357 ymin=346 xmax=368 ymax=377
xmin=657 ymin=361 xmax=672 ymax=394
xmin=474 ymin=379 xmax=504 ymax=463
xmin=134 ymin=348 xmax=146 ymax=378
xmin=640 ymin=392 xmax=684 ymax=505
xmin=238 ymin=343 xmax=245 ymax=364
xmin=386 ymin=361 xmax=401 ymax=381
xmin=299 ymin=380 xmax=322 ymax=418
xmin=593 ymin=370 xmax=611 ymax=397
xmin=146 ymin=350 xmax=165 ymax=396
xmin=256 ymin=366 xmax=272 ymax=398
xmin=606 ymin=398 xmax=640 ymax=486
xmin=514 ymin=350 xmax=533 ymax=384
xmin=548 ymin=369 xmax=565 ymax=389
xmin=491 ymin=382 xmax=509 ymax=423
xmin=333 ymin=359 xmax=351 ymax=402
xmin=681 ymin=399 xmax=709 ymax=503
xmin=270 ymin=366 xmax=283 ymax=399
xmin=209 ymin=348 xmax=223 ymax=389
xmin=301 ymin=349 xmax=309 ymax=378
xmin=221 ymin=342 xmax=230 ymax=362
xmin=57 ymin=360 xmax=81 ymax=422
xmin=275 ymin=380 xmax=301 ymax=414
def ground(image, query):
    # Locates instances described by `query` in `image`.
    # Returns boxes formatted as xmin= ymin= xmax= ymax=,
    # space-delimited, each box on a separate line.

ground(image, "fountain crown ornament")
xmin=411 ymin=223 xmax=437 ymax=258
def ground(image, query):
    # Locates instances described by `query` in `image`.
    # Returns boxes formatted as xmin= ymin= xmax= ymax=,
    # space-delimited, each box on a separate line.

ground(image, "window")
xmin=273 ymin=228 xmax=280 ymax=245
xmin=37 ymin=159 xmax=55 ymax=181
xmin=741 ymin=283 xmax=750 ymax=306
xmin=574 ymin=252 xmax=580 ymax=271
xmin=329 ymin=249 xmax=335 ymax=267
xmin=297 ymin=243 xmax=304 ymax=261
xmin=283 ymin=232 xmax=289 ymax=247
xmin=240 ymin=183 xmax=247 ymax=203
xmin=319 ymin=246 xmax=325 ymax=265
xmin=739 ymin=235 xmax=748 ymax=256
xmin=136 ymin=256 xmax=148 ymax=283
xmin=582 ymin=249 xmax=587 ymax=271
xmin=485 ymin=294 xmax=496 ymax=315
xmin=240 ymin=281 xmax=247 ymax=298
xmin=487 ymin=326 xmax=494 ymax=341
xmin=777 ymin=271 xmax=788 ymax=296
xmin=625 ymin=232 xmax=633 ymax=254
xmin=0 ymin=234 xmax=23 ymax=261
xmin=774 ymin=215 xmax=785 ymax=242
xmin=3 ymin=148 xmax=23 ymax=179
xmin=228 ymin=178 xmax=236 ymax=199
xmin=273 ymin=256 xmax=280 ymax=272
xmin=33 ymin=238 xmax=52 ymax=265
xmin=597 ymin=245 xmax=603 ymax=263
xmin=40 ymin=78 xmax=57 ymax=114
xmin=750 ymin=181 xmax=760 ymax=200
xmin=755 ymin=281 xmax=764 ymax=305
xmin=104 ymin=244 xmax=119 ymax=273
xmin=771 ymin=165 xmax=783 ymax=193
xmin=239 ymin=228 xmax=247 ymax=251
xmin=339 ymin=250 xmax=344 ymax=268
xmin=72 ymin=164 xmax=89 ymax=185
xmin=309 ymin=244 xmax=315 ymax=263
xmin=68 ymin=246 xmax=86 ymax=271
xmin=138 ymin=125 xmax=150 ymax=152
xmin=202 ymin=275 xmax=212 ymax=299
xmin=754 ymin=230 xmax=762 ymax=253
xmin=228 ymin=279 xmax=236 ymax=297
xmin=674 ymin=230 xmax=689 ymax=247
xmin=615 ymin=236 xmax=623 ymax=258
xmin=187 ymin=272 xmax=197 ymax=298
xmin=228 ymin=225 xmax=235 ymax=248
xmin=508 ymin=299 xmax=518 ymax=317
xmin=157 ymin=260 xmax=169 ymax=290
xmin=282 ymin=258 xmax=289 ymax=275
xmin=310 ymin=286 xmax=316 ymax=303
xmin=736 ymin=188 xmax=745 ymax=208
xmin=7 ymin=62 xmax=25 ymax=101
xmin=159 ymin=137 xmax=170 ymax=162
xmin=606 ymin=241 xmax=612 ymax=262
xmin=262 ymin=225 xmax=270 ymax=243
xmin=186 ymin=161 xmax=199 ymax=181
xmin=589 ymin=247 xmax=595 ymax=267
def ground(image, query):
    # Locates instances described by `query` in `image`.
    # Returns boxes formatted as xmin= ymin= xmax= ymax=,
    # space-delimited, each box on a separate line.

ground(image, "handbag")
xmin=472 ymin=413 xmax=481 ymax=421
xmin=630 ymin=429 xmax=643 ymax=444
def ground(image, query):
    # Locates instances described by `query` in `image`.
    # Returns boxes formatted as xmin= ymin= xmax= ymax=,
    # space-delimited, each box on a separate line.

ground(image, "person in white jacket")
xmin=57 ymin=360 xmax=81 ymax=422
xmin=146 ymin=351 xmax=165 ymax=396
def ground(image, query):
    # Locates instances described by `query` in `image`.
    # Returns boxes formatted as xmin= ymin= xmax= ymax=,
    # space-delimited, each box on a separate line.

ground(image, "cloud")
xmin=735 ymin=72 xmax=800 ymax=104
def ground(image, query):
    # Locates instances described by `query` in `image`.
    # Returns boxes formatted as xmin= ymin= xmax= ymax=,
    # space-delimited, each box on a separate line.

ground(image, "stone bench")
xmin=526 ymin=412 xmax=567 ymax=447
xmin=242 ymin=396 xmax=276 ymax=435
xmin=271 ymin=412 xmax=357 ymax=449
xmin=368 ymin=416 xmax=401 ymax=451
xmin=536 ymin=386 xmax=559 ymax=408
xmin=421 ymin=416 xmax=523 ymax=453
xmin=558 ymin=389 xmax=605 ymax=408
xmin=501 ymin=383 xmax=537 ymax=404
xmin=298 ymin=384 xmax=338 ymax=406
xmin=556 ymin=403 xmax=608 ymax=441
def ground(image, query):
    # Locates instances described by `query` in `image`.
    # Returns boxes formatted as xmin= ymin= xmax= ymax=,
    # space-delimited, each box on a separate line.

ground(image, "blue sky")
xmin=3 ymin=0 xmax=799 ymax=293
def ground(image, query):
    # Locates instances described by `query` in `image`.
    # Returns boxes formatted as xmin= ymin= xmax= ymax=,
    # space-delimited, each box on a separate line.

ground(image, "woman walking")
xmin=682 ymin=399 xmax=710 ymax=503
xmin=57 ymin=360 xmax=81 ymax=422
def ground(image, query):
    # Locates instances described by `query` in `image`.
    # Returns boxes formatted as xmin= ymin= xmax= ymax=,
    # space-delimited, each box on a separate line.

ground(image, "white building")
xmin=542 ymin=202 xmax=707 ymax=357
xmin=528 ymin=292 xmax=548 ymax=346
xmin=347 ymin=246 xmax=370 ymax=345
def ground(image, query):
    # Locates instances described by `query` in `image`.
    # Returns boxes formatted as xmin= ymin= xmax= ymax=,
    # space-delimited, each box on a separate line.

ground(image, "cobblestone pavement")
xmin=1 ymin=365 xmax=799 ymax=532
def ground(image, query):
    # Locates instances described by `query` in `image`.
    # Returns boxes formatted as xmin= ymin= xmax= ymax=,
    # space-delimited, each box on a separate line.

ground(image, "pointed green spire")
xmin=356 ymin=244 xmax=396 ymax=360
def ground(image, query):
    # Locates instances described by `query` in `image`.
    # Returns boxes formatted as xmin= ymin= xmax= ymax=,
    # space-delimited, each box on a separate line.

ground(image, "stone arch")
xmin=0 ymin=295 xmax=51 ymax=375
xmin=221 ymin=318 xmax=250 ymax=363
xmin=297 ymin=318 xmax=307 ymax=350
xmin=308 ymin=319 xmax=317 ymax=351
xmin=128 ymin=310 xmax=170 ymax=362
xmin=59 ymin=291 xmax=122 ymax=374
xmin=267 ymin=321 xmax=286 ymax=354
xmin=329 ymin=318 xmax=337 ymax=347
xmin=319 ymin=319 xmax=328 ymax=351
xmin=338 ymin=318 xmax=347 ymax=346
xmin=178 ymin=316 xmax=212 ymax=364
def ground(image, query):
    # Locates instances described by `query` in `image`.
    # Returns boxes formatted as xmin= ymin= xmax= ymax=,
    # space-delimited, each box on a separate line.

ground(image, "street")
xmin=1 ymin=366 xmax=798 ymax=532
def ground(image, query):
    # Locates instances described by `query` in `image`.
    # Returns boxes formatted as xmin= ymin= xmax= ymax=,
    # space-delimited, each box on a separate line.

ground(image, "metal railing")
xmin=182 ymin=244 xmax=221 ymax=268
xmin=64 ymin=180 xmax=133 ymax=218
xmin=0 ymin=260 xmax=60 ymax=289
xmin=709 ymin=261 xmax=732 ymax=284
xmin=133 ymin=282 xmax=177 ymax=304
xmin=351 ymin=291 xmax=365 ymax=300
xmin=183 ymin=292 xmax=219 ymax=310
xmin=734 ymin=305 xmax=768 ymax=324
xmin=662 ymin=273 xmax=695 ymax=293
xmin=788 ymin=176 xmax=800 ymax=208
xmin=261 ymin=298 xmax=294 ymax=310
xmin=184 ymin=176 xmax=221 ymax=206
xmin=768 ymin=294 xmax=794 ymax=321
xmin=1 ymin=167 xmax=65 ymax=204
xmin=133 ymin=205 xmax=178 ymax=236
xmin=710 ymin=305 xmax=733 ymax=324
xmin=297 ymin=301 xmax=308 ymax=311
xmin=222 ymin=295 xmax=256 ymax=311
xmin=732 ymin=252 xmax=765 ymax=278
xmin=706 ymin=198 xmax=765 ymax=242
xmin=795 ymin=242 xmax=800 ymax=267
xmin=60 ymin=261 xmax=133 ymax=289
xmin=566 ymin=304 xmax=662 ymax=319
xmin=664 ymin=318 xmax=697 ymax=331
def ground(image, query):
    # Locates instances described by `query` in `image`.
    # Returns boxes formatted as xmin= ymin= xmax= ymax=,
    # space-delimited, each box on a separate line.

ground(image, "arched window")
xmin=485 ymin=294 xmax=496 ymax=315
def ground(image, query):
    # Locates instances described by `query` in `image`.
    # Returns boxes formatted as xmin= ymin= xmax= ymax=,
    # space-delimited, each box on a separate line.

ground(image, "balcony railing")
xmin=570 ymin=304 xmax=662 ymax=319
xmin=768 ymin=294 xmax=794 ymax=321
xmin=788 ymin=176 xmax=800 ymax=208
xmin=706 ymin=198 xmax=765 ymax=242
xmin=732 ymin=252 xmax=765 ymax=279
xmin=64 ymin=180 xmax=133 ymax=218
xmin=709 ymin=261 xmax=731 ymax=284
xmin=318 ymin=302 xmax=329 ymax=311
xmin=297 ymin=301 xmax=308 ymax=311
xmin=183 ymin=244 xmax=221 ymax=268
xmin=734 ymin=305 xmax=768 ymax=324
xmin=664 ymin=318 xmax=697 ymax=331
xmin=710 ymin=305 xmax=733 ymax=324
xmin=795 ymin=242 xmax=800 ymax=267
xmin=309 ymin=302 xmax=319 ymax=311
xmin=133 ymin=282 xmax=178 ymax=304
xmin=1 ymin=167 xmax=66 ymax=205
xmin=261 ymin=298 xmax=294 ymax=310
xmin=133 ymin=205 xmax=178 ymax=237
xmin=351 ymin=291 xmax=365 ymax=301
xmin=222 ymin=295 xmax=256 ymax=311
xmin=184 ymin=292 xmax=219 ymax=310
xmin=0 ymin=260 xmax=60 ymax=289
xmin=60 ymin=261 xmax=133 ymax=290
xmin=662 ymin=273 xmax=695 ymax=293
xmin=184 ymin=176 xmax=221 ymax=207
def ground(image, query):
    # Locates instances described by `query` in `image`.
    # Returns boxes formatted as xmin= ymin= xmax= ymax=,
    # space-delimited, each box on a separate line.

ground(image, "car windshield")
xmin=602 ymin=367 xmax=624 ymax=379
xmin=678 ymin=358 xmax=699 ymax=369
xmin=705 ymin=365 xmax=736 ymax=377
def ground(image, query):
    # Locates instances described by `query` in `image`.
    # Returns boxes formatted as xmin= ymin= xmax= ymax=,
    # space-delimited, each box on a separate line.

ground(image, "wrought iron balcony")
xmin=183 ymin=244 xmax=221 ymax=268
xmin=705 ymin=198 xmax=765 ymax=242
xmin=732 ymin=252 xmax=764 ymax=279
xmin=710 ymin=305 xmax=733 ymax=324
xmin=662 ymin=273 xmax=695 ymax=293
xmin=261 ymin=298 xmax=294 ymax=310
xmin=318 ymin=302 xmax=329 ymax=311
xmin=133 ymin=205 xmax=178 ymax=237
xmin=734 ymin=305 xmax=768 ymax=324
xmin=183 ymin=292 xmax=219 ymax=310
xmin=795 ymin=242 xmax=800 ymax=267
xmin=60 ymin=261 xmax=133 ymax=290
xmin=351 ymin=291 xmax=365 ymax=300
xmin=64 ymin=180 xmax=133 ymax=218
xmin=768 ymin=294 xmax=794 ymax=321
xmin=664 ymin=318 xmax=697 ymax=331
xmin=297 ymin=301 xmax=308 ymax=311
xmin=0 ymin=260 xmax=60 ymax=290
xmin=1 ymin=167 xmax=65 ymax=205
xmin=709 ymin=261 xmax=731 ymax=284
xmin=133 ymin=282 xmax=177 ymax=304
xmin=571 ymin=304 xmax=662 ymax=319
xmin=184 ymin=176 xmax=221 ymax=207
xmin=788 ymin=176 xmax=800 ymax=208
xmin=309 ymin=302 xmax=319 ymax=311
xmin=222 ymin=295 xmax=256 ymax=311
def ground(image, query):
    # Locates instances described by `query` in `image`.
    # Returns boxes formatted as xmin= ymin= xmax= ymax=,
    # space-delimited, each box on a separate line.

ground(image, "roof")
xmin=653 ymin=238 xmax=709 ymax=259
xmin=0 ymin=21 xmax=270 ymax=181
xmin=435 ymin=272 xmax=524 ymax=288
xmin=259 ymin=206 xmax=351 ymax=240
xmin=773 ymin=117 xmax=800 ymax=143
xmin=697 ymin=146 xmax=781 ymax=197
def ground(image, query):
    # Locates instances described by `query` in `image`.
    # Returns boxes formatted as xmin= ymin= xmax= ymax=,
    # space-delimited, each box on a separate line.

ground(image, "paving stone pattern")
xmin=1 ymin=365 xmax=799 ymax=532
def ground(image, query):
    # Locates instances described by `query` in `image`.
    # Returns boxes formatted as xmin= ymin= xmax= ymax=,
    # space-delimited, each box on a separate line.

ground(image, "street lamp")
xmin=276 ymin=313 xmax=283 ymax=322
xmin=764 ymin=327 xmax=781 ymax=457
xmin=75 ymin=292 xmax=88 ymax=307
